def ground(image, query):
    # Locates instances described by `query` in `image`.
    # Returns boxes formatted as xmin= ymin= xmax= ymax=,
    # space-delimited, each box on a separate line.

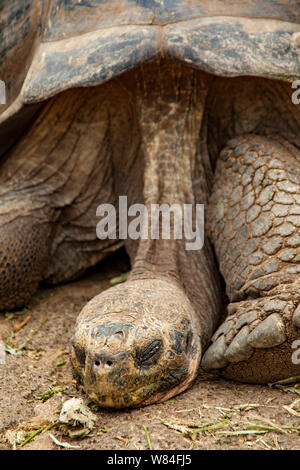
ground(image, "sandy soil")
xmin=0 ymin=251 xmax=299 ymax=451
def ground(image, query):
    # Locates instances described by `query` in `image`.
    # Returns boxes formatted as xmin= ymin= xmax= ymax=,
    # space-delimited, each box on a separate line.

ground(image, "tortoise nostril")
xmin=93 ymin=359 xmax=114 ymax=368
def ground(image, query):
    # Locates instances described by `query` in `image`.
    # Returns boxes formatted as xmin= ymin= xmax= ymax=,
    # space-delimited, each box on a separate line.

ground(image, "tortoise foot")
xmin=202 ymin=284 xmax=300 ymax=382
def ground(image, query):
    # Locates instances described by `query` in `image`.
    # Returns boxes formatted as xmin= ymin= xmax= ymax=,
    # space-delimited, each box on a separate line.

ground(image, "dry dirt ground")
xmin=0 ymin=250 xmax=299 ymax=451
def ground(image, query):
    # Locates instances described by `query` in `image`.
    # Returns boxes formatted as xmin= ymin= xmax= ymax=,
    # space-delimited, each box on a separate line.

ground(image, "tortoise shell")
xmin=1 ymin=0 xmax=300 ymax=124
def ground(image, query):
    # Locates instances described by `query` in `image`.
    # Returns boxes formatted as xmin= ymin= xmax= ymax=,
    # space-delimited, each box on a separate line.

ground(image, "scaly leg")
xmin=202 ymin=134 xmax=300 ymax=382
xmin=0 ymin=198 xmax=54 ymax=310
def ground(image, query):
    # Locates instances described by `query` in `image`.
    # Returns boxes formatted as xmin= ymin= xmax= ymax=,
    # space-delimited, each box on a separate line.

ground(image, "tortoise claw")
xmin=247 ymin=313 xmax=286 ymax=349
xmin=202 ymin=294 xmax=300 ymax=382
xmin=224 ymin=326 xmax=253 ymax=363
xmin=201 ymin=335 xmax=228 ymax=370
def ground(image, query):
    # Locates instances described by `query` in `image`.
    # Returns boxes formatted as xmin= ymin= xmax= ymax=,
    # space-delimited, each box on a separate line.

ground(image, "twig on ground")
xmin=20 ymin=422 xmax=59 ymax=447
xmin=49 ymin=433 xmax=80 ymax=449
xmin=110 ymin=272 xmax=130 ymax=285
xmin=143 ymin=425 xmax=153 ymax=450
xmin=17 ymin=317 xmax=49 ymax=351
xmin=13 ymin=315 xmax=32 ymax=332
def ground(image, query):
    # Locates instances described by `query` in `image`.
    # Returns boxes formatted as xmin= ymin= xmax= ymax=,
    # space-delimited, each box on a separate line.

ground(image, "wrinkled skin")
xmin=1 ymin=60 xmax=300 ymax=408
xmin=68 ymin=62 xmax=220 ymax=407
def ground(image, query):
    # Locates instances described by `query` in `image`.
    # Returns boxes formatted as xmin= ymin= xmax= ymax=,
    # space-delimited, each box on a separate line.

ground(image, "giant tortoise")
xmin=1 ymin=0 xmax=300 ymax=408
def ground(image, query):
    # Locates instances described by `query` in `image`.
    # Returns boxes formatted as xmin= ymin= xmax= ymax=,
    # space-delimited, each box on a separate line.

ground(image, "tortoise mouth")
xmin=76 ymin=351 xmax=200 ymax=409
xmin=71 ymin=335 xmax=201 ymax=409
xmin=82 ymin=372 xmax=184 ymax=409
xmin=71 ymin=347 xmax=192 ymax=408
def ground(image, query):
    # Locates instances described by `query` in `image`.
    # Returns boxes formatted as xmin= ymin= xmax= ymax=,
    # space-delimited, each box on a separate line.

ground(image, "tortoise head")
xmin=70 ymin=279 xmax=201 ymax=408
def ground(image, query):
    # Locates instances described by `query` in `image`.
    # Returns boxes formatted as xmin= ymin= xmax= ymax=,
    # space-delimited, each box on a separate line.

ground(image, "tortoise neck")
xmin=122 ymin=61 xmax=220 ymax=346
xmin=127 ymin=61 xmax=207 ymax=278
xmin=137 ymin=61 xmax=207 ymax=206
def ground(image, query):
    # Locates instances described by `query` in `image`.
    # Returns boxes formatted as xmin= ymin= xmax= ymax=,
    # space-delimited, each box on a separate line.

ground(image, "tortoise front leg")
xmin=202 ymin=134 xmax=300 ymax=382
xmin=0 ymin=199 xmax=54 ymax=310
xmin=0 ymin=83 xmax=129 ymax=308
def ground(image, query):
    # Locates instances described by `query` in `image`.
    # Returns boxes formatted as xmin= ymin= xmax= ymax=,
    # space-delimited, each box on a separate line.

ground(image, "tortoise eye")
xmin=185 ymin=331 xmax=193 ymax=353
xmin=136 ymin=340 xmax=162 ymax=366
